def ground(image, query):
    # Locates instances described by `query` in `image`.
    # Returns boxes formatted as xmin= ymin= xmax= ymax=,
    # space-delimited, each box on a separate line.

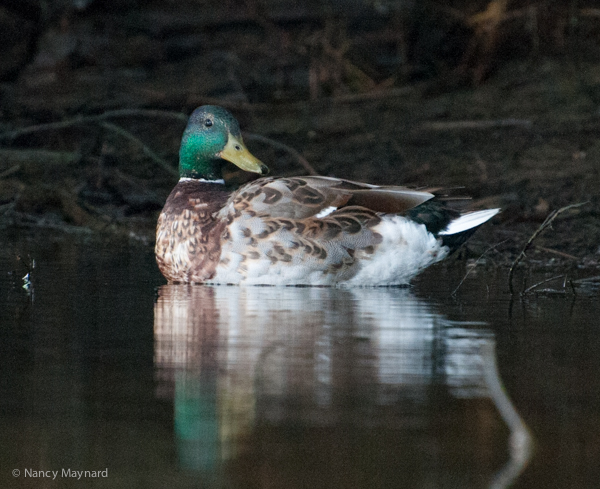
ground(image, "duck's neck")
xmin=179 ymin=131 xmax=226 ymax=180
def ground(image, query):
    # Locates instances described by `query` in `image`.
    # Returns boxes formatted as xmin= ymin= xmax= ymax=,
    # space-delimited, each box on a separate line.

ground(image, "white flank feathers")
xmin=346 ymin=216 xmax=448 ymax=286
xmin=438 ymin=208 xmax=500 ymax=236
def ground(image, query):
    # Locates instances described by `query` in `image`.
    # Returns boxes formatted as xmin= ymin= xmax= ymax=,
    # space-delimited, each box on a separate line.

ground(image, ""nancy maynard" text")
xmin=25 ymin=468 xmax=108 ymax=479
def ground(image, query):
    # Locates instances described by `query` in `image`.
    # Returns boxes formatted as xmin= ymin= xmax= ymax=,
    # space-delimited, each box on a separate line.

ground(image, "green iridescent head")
xmin=179 ymin=105 xmax=269 ymax=181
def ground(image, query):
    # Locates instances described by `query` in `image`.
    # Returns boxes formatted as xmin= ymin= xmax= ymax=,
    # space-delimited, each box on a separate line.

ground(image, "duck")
xmin=155 ymin=105 xmax=500 ymax=286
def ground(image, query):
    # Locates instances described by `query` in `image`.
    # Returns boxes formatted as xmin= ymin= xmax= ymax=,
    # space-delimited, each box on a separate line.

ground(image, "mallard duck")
xmin=155 ymin=105 xmax=499 ymax=286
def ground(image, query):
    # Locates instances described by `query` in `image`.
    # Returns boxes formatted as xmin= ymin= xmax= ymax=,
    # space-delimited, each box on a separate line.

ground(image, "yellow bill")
xmin=219 ymin=133 xmax=269 ymax=175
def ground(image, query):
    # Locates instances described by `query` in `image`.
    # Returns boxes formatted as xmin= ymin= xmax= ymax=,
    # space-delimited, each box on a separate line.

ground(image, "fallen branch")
xmin=521 ymin=274 xmax=565 ymax=295
xmin=0 ymin=110 xmax=316 ymax=177
xmin=417 ymin=119 xmax=532 ymax=131
xmin=508 ymin=202 xmax=589 ymax=294
xmin=243 ymin=132 xmax=319 ymax=175
xmin=572 ymin=275 xmax=600 ymax=284
xmin=100 ymin=122 xmax=178 ymax=177
xmin=532 ymin=245 xmax=579 ymax=261
xmin=0 ymin=109 xmax=188 ymax=141
xmin=0 ymin=109 xmax=185 ymax=178
xmin=6 ymin=211 xmax=93 ymax=234
xmin=0 ymin=202 xmax=15 ymax=215
xmin=0 ymin=164 xmax=21 ymax=179
xmin=0 ymin=148 xmax=80 ymax=166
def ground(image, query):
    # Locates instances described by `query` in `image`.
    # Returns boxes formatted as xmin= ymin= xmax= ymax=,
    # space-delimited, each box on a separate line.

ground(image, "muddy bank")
xmin=0 ymin=1 xmax=599 ymax=274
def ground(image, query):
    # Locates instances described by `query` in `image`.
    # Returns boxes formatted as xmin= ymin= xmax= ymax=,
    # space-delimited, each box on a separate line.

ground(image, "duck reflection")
xmin=154 ymin=286 xmax=531 ymax=487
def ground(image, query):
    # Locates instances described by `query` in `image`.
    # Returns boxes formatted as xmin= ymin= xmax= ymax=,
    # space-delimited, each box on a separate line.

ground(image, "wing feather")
xmin=223 ymin=176 xmax=435 ymax=219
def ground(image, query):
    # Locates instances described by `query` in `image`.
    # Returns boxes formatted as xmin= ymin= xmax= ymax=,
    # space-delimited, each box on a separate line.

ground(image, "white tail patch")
xmin=439 ymin=208 xmax=500 ymax=236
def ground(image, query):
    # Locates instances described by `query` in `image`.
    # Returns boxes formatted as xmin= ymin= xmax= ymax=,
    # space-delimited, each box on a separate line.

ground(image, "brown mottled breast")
xmin=155 ymin=180 xmax=230 ymax=283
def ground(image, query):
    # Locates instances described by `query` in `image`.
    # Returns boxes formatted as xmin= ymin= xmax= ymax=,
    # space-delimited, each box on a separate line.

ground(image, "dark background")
xmin=1 ymin=0 xmax=599 ymax=268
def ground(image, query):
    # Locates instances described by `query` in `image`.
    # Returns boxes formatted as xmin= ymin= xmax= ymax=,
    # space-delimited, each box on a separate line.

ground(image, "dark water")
xmin=1 ymin=232 xmax=599 ymax=489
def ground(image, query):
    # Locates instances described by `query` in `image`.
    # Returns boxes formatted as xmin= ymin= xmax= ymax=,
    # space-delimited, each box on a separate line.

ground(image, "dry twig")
xmin=532 ymin=245 xmax=579 ymax=261
xmin=0 ymin=148 xmax=80 ymax=165
xmin=417 ymin=119 xmax=532 ymax=131
xmin=508 ymin=202 xmax=589 ymax=294
xmin=243 ymin=133 xmax=318 ymax=175
xmin=100 ymin=122 xmax=177 ymax=177
xmin=452 ymin=239 xmax=508 ymax=297
xmin=572 ymin=275 xmax=600 ymax=284
xmin=0 ymin=109 xmax=316 ymax=177
xmin=521 ymin=274 xmax=566 ymax=295
xmin=0 ymin=109 xmax=188 ymax=141
xmin=0 ymin=164 xmax=21 ymax=179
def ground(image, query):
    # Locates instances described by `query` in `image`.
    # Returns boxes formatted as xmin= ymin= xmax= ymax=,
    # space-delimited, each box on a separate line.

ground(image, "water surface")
xmin=1 ymin=232 xmax=599 ymax=488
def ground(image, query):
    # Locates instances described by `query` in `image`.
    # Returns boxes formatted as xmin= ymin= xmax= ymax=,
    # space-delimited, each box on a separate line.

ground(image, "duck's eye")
xmin=204 ymin=119 xmax=213 ymax=127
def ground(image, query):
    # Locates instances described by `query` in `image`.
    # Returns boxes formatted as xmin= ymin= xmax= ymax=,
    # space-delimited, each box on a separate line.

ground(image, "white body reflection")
xmin=154 ymin=286 xmax=530 ymax=487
